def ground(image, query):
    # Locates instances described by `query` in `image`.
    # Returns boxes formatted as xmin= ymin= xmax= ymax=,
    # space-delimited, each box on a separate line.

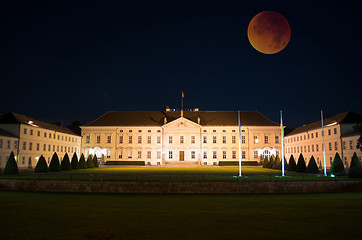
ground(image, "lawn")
xmin=0 ymin=191 xmax=361 ymax=240
xmin=0 ymin=167 xmax=351 ymax=181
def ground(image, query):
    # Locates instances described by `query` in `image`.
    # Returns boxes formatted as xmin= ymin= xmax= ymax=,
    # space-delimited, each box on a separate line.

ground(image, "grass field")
xmin=0 ymin=167 xmax=352 ymax=181
xmin=0 ymin=191 xmax=361 ymax=240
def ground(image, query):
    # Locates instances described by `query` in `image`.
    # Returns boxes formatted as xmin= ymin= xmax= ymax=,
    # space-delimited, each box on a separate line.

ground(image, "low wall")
xmin=1 ymin=179 xmax=362 ymax=194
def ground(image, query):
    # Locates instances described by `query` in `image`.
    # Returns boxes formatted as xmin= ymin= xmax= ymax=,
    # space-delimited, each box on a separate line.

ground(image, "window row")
xmin=286 ymin=127 xmax=338 ymax=143
xmin=23 ymin=128 xmax=78 ymax=143
xmin=0 ymin=139 xmax=18 ymax=149
xmin=20 ymin=141 xmax=78 ymax=153
xmin=86 ymin=135 xmax=280 ymax=145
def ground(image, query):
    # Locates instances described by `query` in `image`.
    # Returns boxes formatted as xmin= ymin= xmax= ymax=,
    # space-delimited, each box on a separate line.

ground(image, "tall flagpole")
xmin=238 ymin=111 xmax=242 ymax=177
xmin=181 ymin=91 xmax=184 ymax=111
xmin=280 ymin=110 xmax=285 ymax=177
xmin=321 ymin=111 xmax=327 ymax=176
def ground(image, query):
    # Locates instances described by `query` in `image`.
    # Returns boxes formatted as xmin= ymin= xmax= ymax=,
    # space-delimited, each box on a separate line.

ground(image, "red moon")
xmin=247 ymin=11 xmax=291 ymax=54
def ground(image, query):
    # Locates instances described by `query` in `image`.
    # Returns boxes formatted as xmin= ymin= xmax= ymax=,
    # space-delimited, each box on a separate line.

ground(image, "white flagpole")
xmin=281 ymin=110 xmax=285 ymax=177
xmin=321 ymin=111 xmax=327 ymax=176
xmin=238 ymin=111 xmax=242 ymax=177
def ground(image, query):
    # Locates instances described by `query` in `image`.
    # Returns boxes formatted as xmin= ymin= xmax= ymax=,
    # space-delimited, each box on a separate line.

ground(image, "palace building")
xmin=0 ymin=112 xmax=81 ymax=168
xmin=80 ymin=109 xmax=282 ymax=166
xmin=284 ymin=112 xmax=362 ymax=169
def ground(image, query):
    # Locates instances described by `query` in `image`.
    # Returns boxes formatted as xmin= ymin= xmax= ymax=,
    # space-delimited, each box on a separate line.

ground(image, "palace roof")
xmin=0 ymin=128 xmax=18 ymax=138
xmin=82 ymin=111 xmax=279 ymax=127
xmin=286 ymin=112 xmax=362 ymax=137
xmin=0 ymin=112 xmax=80 ymax=136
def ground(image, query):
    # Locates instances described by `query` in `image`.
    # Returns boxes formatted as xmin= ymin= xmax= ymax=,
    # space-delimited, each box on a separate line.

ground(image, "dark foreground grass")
xmin=0 ymin=191 xmax=361 ymax=240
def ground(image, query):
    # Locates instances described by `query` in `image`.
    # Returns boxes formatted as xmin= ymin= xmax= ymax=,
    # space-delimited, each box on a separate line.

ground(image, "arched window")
xmin=262 ymin=150 xmax=271 ymax=159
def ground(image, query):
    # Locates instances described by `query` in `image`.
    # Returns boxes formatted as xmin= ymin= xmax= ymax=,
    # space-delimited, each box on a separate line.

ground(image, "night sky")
xmin=1 ymin=0 xmax=361 ymax=129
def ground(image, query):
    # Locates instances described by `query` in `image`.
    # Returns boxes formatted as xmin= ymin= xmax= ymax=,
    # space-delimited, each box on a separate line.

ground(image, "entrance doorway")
xmin=179 ymin=151 xmax=184 ymax=161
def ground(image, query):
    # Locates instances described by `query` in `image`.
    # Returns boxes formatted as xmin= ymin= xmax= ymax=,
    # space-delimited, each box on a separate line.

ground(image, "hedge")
xmin=296 ymin=153 xmax=306 ymax=172
xmin=93 ymin=155 xmax=99 ymax=168
xmin=218 ymin=161 xmax=258 ymax=166
xmin=71 ymin=153 xmax=80 ymax=170
xmin=79 ymin=153 xmax=87 ymax=169
xmin=86 ymin=155 xmax=94 ymax=168
xmin=348 ymin=152 xmax=362 ymax=178
xmin=49 ymin=152 xmax=61 ymax=172
xmin=330 ymin=152 xmax=346 ymax=176
xmin=287 ymin=155 xmax=296 ymax=171
xmin=34 ymin=155 xmax=49 ymax=173
xmin=105 ymin=161 xmax=145 ymax=166
xmin=61 ymin=153 xmax=72 ymax=171
xmin=4 ymin=151 xmax=19 ymax=174
xmin=306 ymin=155 xmax=320 ymax=174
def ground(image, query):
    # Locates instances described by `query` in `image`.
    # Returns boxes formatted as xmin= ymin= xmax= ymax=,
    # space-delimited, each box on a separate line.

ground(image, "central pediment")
xmin=162 ymin=117 xmax=201 ymax=129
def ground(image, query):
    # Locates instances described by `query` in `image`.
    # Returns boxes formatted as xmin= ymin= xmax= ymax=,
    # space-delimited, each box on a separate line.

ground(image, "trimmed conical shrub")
xmin=4 ymin=151 xmax=19 ymax=174
xmin=79 ymin=153 xmax=87 ymax=169
xmin=296 ymin=154 xmax=306 ymax=172
xmin=49 ymin=152 xmax=61 ymax=172
xmin=86 ymin=155 xmax=94 ymax=168
xmin=306 ymin=155 xmax=320 ymax=174
xmin=93 ymin=155 xmax=99 ymax=168
xmin=34 ymin=155 xmax=49 ymax=173
xmin=273 ymin=155 xmax=281 ymax=169
xmin=263 ymin=156 xmax=269 ymax=168
xmin=348 ymin=152 xmax=362 ymax=178
xmin=61 ymin=153 xmax=72 ymax=171
xmin=267 ymin=156 xmax=274 ymax=168
xmin=287 ymin=155 xmax=296 ymax=171
xmin=330 ymin=153 xmax=346 ymax=176
xmin=71 ymin=153 xmax=80 ymax=170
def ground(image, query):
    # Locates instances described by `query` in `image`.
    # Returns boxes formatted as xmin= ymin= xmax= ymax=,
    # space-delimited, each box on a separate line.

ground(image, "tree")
xmin=93 ymin=154 xmax=99 ymax=168
xmin=71 ymin=153 xmax=80 ymax=170
xmin=49 ymin=152 xmax=61 ymax=172
xmin=79 ymin=153 xmax=87 ymax=169
xmin=267 ymin=156 xmax=274 ymax=168
xmin=34 ymin=155 xmax=49 ymax=173
xmin=330 ymin=152 xmax=346 ymax=176
xmin=263 ymin=156 xmax=269 ymax=168
xmin=287 ymin=155 xmax=296 ymax=171
xmin=348 ymin=152 xmax=362 ymax=178
xmin=296 ymin=153 xmax=306 ymax=172
xmin=86 ymin=155 xmax=94 ymax=168
xmin=306 ymin=155 xmax=320 ymax=174
xmin=273 ymin=155 xmax=281 ymax=169
xmin=61 ymin=153 xmax=72 ymax=171
xmin=4 ymin=151 xmax=19 ymax=174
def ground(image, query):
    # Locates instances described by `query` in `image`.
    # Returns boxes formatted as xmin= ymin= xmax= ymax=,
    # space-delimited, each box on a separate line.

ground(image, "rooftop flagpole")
xmin=238 ymin=111 xmax=242 ymax=177
xmin=280 ymin=110 xmax=285 ymax=177
xmin=321 ymin=111 xmax=327 ymax=176
xmin=181 ymin=91 xmax=184 ymax=111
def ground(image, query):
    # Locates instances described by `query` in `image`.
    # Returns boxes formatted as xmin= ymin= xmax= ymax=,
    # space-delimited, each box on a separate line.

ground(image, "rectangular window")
xmin=350 ymin=141 xmax=353 ymax=150
xmin=138 ymin=136 xmax=142 ymax=144
xmin=232 ymin=136 xmax=236 ymax=144
xmin=308 ymin=145 xmax=310 ymax=152
xmin=311 ymin=145 xmax=314 ymax=152
xmin=44 ymin=132 xmax=47 ymax=138
xmin=328 ymin=129 xmax=331 ymax=135
xmin=37 ymin=131 xmax=40 ymax=136
xmin=30 ymin=129 xmax=33 ymax=135
xmin=316 ymin=132 xmax=318 ymax=138
xmin=48 ymin=144 xmax=51 ymax=151
xmin=222 ymin=136 xmax=226 ymax=144
xmin=169 ymin=136 xmax=173 ymax=144
xmin=242 ymin=151 xmax=246 ymax=159
xmin=86 ymin=135 xmax=90 ymax=144
xmin=147 ymin=136 xmax=152 ymax=144
xmin=264 ymin=135 xmax=269 ymax=144
xmin=254 ymin=136 xmax=258 ymax=143
xmin=53 ymin=145 xmax=55 ymax=152
xmin=169 ymin=151 xmax=173 ymax=159
xmin=119 ymin=136 xmax=123 ymax=144
xmin=311 ymin=133 xmax=314 ymax=138
xmin=14 ymin=140 xmax=18 ymax=149
xmin=213 ymin=136 xmax=217 ymax=144
xmin=203 ymin=151 xmax=207 ymax=159
xmin=61 ymin=146 xmax=63 ymax=152
xmin=137 ymin=151 xmax=142 ymax=159
xmin=49 ymin=133 xmax=52 ymax=139
xmin=223 ymin=151 xmax=227 ymax=159
xmin=213 ymin=151 xmax=217 ymax=159
xmin=191 ymin=136 xmax=195 ymax=144
xmin=29 ymin=142 xmax=32 ymax=151
xmin=329 ymin=142 xmax=332 ymax=151
xmin=147 ymin=151 xmax=151 ymax=159
xmin=57 ymin=145 xmax=59 ymax=152
xmin=334 ymin=142 xmax=338 ymax=151
xmin=157 ymin=151 xmax=161 ymax=159
xmin=203 ymin=136 xmax=207 ymax=144
xmin=128 ymin=136 xmax=132 ymax=144
xmin=334 ymin=128 xmax=337 ymax=134
xmin=24 ymin=128 xmax=27 ymax=134
xmin=232 ymin=151 xmax=236 ymax=159
xmin=180 ymin=136 xmax=184 ymax=144
xmin=7 ymin=140 xmax=10 ymax=149
xmin=107 ymin=135 xmax=111 ymax=144
xmin=36 ymin=143 xmax=40 ymax=151
xmin=275 ymin=135 xmax=279 ymax=144
xmin=96 ymin=135 xmax=101 ymax=144
xmin=316 ymin=144 xmax=319 ymax=152
xmin=22 ymin=142 xmax=26 ymax=150
xmin=157 ymin=136 xmax=161 ymax=144
xmin=254 ymin=150 xmax=258 ymax=159
xmin=304 ymin=146 xmax=306 ymax=152
xmin=191 ymin=151 xmax=195 ymax=159
xmin=343 ymin=141 xmax=346 ymax=150
xmin=242 ymin=136 xmax=246 ymax=144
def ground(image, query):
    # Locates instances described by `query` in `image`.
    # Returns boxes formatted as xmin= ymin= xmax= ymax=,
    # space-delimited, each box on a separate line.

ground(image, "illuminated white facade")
xmin=284 ymin=112 xmax=362 ymax=169
xmin=81 ymin=110 xmax=282 ymax=165
xmin=0 ymin=113 xmax=81 ymax=168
